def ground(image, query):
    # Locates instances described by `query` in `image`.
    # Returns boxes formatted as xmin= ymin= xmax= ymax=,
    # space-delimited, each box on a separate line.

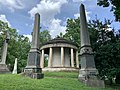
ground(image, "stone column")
xmin=76 ymin=50 xmax=79 ymax=68
xmin=40 ymin=49 xmax=44 ymax=68
xmin=61 ymin=47 xmax=64 ymax=67
xmin=71 ymin=48 xmax=74 ymax=67
xmin=78 ymin=4 xmax=104 ymax=88
xmin=1 ymin=40 xmax=8 ymax=64
xmin=0 ymin=31 xmax=10 ymax=64
xmin=48 ymin=47 xmax=52 ymax=67
xmin=0 ymin=31 xmax=10 ymax=74
xmin=24 ymin=13 xmax=43 ymax=79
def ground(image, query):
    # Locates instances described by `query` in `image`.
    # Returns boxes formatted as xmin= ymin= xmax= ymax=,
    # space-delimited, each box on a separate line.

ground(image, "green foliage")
xmin=0 ymin=20 xmax=52 ymax=73
xmin=64 ymin=18 xmax=80 ymax=48
xmin=44 ymin=56 xmax=48 ymax=67
xmin=39 ymin=30 xmax=52 ymax=67
xmin=65 ymin=18 xmax=80 ymax=44
xmin=0 ymin=72 xmax=115 ymax=90
xmin=0 ymin=20 xmax=53 ymax=73
xmin=7 ymin=35 xmax=30 ymax=73
xmin=40 ymin=30 xmax=52 ymax=44
xmin=0 ymin=20 xmax=9 ymax=32
xmin=56 ymin=32 xmax=64 ymax=38
xmin=97 ymin=0 xmax=120 ymax=22
xmin=0 ymin=20 xmax=30 ymax=73
xmin=89 ymin=19 xmax=120 ymax=82
xmin=64 ymin=17 xmax=120 ymax=84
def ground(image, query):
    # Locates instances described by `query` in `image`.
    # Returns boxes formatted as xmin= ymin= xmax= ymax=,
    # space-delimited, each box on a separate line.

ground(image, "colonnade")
xmin=40 ymin=47 xmax=79 ymax=68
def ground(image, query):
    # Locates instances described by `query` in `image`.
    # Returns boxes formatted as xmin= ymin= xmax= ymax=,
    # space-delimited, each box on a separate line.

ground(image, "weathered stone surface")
xmin=24 ymin=13 xmax=43 ymax=79
xmin=79 ymin=76 xmax=105 ymax=88
xmin=24 ymin=68 xmax=44 ymax=79
xmin=0 ymin=31 xmax=10 ymax=64
xmin=42 ymin=67 xmax=79 ymax=72
xmin=27 ymin=52 xmax=40 ymax=67
xmin=51 ymin=47 xmax=70 ymax=67
xmin=80 ymin=54 xmax=96 ymax=68
xmin=78 ymin=4 xmax=105 ymax=88
xmin=0 ymin=31 xmax=10 ymax=74
xmin=40 ymin=42 xmax=78 ymax=50
xmin=80 ymin=4 xmax=90 ymax=47
xmin=0 ymin=64 xmax=10 ymax=74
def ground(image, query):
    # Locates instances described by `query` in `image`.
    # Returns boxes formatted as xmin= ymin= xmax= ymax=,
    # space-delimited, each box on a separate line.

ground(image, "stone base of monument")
xmin=24 ymin=68 xmax=44 ymax=79
xmin=78 ymin=76 xmax=105 ymax=88
xmin=42 ymin=67 xmax=79 ymax=72
xmin=0 ymin=64 xmax=10 ymax=74
xmin=78 ymin=68 xmax=105 ymax=88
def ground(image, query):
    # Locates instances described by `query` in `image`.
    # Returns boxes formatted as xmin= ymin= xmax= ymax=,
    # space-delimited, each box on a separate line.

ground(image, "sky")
xmin=0 ymin=0 xmax=120 ymax=41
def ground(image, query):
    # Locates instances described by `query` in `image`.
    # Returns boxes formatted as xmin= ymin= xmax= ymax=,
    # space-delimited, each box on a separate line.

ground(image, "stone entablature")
xmin=40 ymin=43 xmax=78 ymax=50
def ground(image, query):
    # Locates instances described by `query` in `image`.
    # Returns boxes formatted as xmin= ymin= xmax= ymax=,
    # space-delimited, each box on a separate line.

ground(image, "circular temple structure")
xmin=40 ymin=38 xmax=79 ymax=72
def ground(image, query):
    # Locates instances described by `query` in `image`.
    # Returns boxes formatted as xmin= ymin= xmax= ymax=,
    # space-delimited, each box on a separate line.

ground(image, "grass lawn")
xmin=0 ymin=72 xmax=117 ymax=90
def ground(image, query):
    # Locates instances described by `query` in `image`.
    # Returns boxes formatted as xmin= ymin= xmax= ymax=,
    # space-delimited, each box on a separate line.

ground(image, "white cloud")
xmin=23 ymin=34 xmax=32 ymax=42
xmin=0 ymin=14 xmax=11 ymax=27
xmin=0 ymin=0 xmax=24 ymax=12
xmin=74 ymin=13 xmax=80 ymax=19
xmin=29 ymin=0 xmax=68 ymax=26
xmin=28 ymin=0 xmax=68 ymax=38
xmin=49 ymin=19 xmax=66 ymax=38
xmin=86 ymin=11 xmax=91 ymax=21
xmin=74 ymin=10 xmax=91 ymax=21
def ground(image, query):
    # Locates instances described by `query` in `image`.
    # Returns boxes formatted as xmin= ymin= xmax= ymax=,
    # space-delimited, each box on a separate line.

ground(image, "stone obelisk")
xmin=12 ymin=58 xmax=17 ymax=74
xmin=24 ymin=13 xmax=43 ymax=79
xmin=78 ymin=4 xmax=104 ymax=87
xmin=0 ymin=31 xmax=10 ymax=73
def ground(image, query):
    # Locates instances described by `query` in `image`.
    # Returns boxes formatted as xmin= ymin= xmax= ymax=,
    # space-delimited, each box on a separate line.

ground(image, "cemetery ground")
xmin=0 ymin=71 xmax=119 ymax=90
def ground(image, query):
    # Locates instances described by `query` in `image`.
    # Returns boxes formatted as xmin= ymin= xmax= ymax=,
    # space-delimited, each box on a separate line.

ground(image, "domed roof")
xmin=41 ymin=38 xmax=78 ymax=47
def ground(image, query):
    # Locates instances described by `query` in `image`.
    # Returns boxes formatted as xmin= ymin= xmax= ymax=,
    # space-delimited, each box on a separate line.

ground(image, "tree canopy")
xmin=64 ymin=18 xmax=80 ymax=47
xmin=40 ymin=30 xmax=51 ymax=44
xmin=0 ymin=20 xmax=52 ymax=73
xmin=0 ymin=20 xmax=30 ymax=73
xmin=64 ymin=17 xmax=120 ymax=84
xmin=97 ymin=0 xmax=120 ymax=22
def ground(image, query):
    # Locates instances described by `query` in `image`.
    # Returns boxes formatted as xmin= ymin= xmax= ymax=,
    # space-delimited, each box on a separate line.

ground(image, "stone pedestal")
xmin=24 ymin=68 xmax=44 ymax=79
xmin=24 ymin=48 xmax=44 ymax=79
xmin=79 ymin=75 xmax=105 ymax=87
xmin=0 ymin=64 xmax=10 ymax=74
xmin=78 ymin=68 xmax=104 ymax=87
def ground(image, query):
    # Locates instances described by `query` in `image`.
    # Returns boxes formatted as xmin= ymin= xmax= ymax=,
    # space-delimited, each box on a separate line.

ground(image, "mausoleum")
xmin=40 ymin=38 xmax=79 ymax=72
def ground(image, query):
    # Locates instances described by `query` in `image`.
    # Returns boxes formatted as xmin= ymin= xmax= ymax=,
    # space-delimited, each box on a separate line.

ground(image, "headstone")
xmin=12 ymin=58 xmax=17 ymax=74
xmin=0 ymin=31 xmax=10 ymax=73
xmin=24 ymin=13 xmax=44 ymax=79
xmin=78 ymin=4 xmax=105 ymax=88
